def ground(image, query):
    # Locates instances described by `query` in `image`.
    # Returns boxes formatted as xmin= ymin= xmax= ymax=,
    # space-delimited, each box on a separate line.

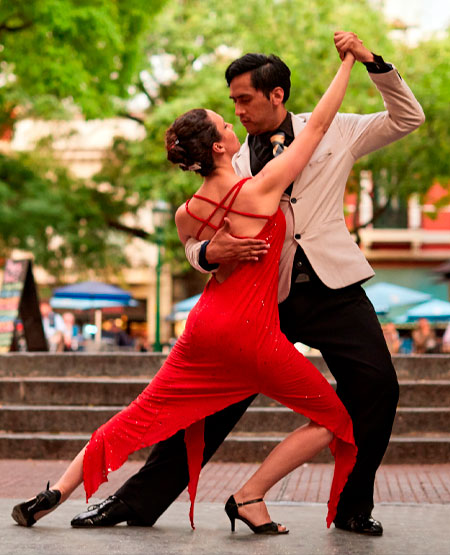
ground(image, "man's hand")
xmin=334 ymin=31 xmax=374 ymax=63
xmin=206 ymin=218 xmax=269 ymax=264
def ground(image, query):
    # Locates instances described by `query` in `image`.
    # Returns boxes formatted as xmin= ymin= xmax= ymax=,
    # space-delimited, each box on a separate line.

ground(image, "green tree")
xmin=0 ymin=0 xmax=166 ymax=274
xmin=0 ymin=147 xmax=131 ymax=274
xmin=99 ymin=0 xmax=440 ymax=270
xmin=0 ymin=0 xmax=165 ymax=120
xmin=2 ymin=0 xmax=448 ymax=275
xmin=101 ymin=0 xmax=449 ymax=267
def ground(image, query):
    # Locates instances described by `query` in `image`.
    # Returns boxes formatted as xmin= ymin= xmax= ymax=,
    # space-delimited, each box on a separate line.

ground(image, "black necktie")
xmin=270 ymin=131 xmax=285 ymax=158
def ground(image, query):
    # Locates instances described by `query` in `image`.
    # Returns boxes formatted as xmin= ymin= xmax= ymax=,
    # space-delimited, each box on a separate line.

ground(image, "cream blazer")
xmin=185 ymin=67 xmax=425 ymax=302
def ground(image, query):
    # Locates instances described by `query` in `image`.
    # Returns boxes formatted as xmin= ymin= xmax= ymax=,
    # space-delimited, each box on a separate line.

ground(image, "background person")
xmin=412 ymin=318 xmax=438 ymax=354
xmin=62 ymin=312 xmax=82 ymax=351
xmin=382 ymin=323 xmax=401 ymax=355
xmin=40 ymin=301 xmax=65 ymax=352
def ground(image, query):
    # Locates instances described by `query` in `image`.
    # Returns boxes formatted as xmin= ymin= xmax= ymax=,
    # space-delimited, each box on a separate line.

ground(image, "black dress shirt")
xmin=249 ymin=112 xmax=295 ymax=176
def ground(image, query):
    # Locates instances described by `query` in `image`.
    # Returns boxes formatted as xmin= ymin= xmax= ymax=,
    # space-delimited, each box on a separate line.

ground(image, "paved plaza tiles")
xmin=2 ymin=460 xmax=450 ymax=555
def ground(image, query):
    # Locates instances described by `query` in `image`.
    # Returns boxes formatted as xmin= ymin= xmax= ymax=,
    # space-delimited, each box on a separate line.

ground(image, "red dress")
xmin=83 ymin=178 xmax=356 ymax=529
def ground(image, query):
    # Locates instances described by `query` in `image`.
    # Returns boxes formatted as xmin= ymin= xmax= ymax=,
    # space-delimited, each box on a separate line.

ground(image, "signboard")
xmin=0 ymin=259 xmax=47 ymax=352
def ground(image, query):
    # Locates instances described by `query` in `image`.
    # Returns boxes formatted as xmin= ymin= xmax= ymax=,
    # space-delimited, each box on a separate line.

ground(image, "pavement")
xmin=2 ymin=460 xmax=450 ymax=555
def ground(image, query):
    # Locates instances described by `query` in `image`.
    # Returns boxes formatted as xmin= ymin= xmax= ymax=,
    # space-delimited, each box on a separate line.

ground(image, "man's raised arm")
xmin=333 ymin=31 xmax=425 ymax=160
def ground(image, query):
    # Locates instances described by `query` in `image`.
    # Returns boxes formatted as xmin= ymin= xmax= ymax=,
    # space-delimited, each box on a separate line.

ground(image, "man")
xmin=71 ymin=32 xmax=424 ymax=534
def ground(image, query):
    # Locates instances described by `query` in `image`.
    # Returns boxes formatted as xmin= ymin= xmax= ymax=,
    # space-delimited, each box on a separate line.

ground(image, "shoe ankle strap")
xmin=235 ymin=498 xmax=264 ymax=507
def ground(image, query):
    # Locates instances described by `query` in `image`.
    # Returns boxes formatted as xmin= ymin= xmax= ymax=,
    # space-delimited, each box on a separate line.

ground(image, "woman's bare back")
xmin=177 ymin=176 xmax=278 ymax=282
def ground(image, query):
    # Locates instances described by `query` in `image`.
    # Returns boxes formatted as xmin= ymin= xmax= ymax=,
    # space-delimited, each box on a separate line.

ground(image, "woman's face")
xmin=206 ymin=110 xmax=241 ymax=156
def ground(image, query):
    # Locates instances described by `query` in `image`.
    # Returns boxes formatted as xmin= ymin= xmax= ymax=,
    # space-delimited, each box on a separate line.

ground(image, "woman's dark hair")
xmin=166 ymin=109 xmax=221 ymax=177
xmin=225 ymin=53 xmax=291 ymax=103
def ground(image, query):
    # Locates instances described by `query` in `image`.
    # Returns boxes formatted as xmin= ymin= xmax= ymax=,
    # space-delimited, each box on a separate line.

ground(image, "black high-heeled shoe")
xmin=224 ymin=495 xmax=289 ymax=535
xmin=11 ymin=481 xmax=61 ymax=527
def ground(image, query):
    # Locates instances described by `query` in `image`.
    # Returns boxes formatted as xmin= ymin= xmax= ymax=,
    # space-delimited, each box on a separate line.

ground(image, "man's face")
xmin=229 ymin=72 xmax=280 ymax=135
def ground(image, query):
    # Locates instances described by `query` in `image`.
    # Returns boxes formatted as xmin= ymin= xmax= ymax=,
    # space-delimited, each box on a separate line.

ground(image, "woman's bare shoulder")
xmin=175 ymin=203 xmax=192 ymax=244
xmin=175 ymin=202 xmax=187 ymax=219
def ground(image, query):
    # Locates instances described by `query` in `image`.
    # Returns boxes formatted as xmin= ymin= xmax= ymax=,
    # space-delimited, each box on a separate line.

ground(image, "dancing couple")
xmin=12 ymin=31 xmax=424 ymax=537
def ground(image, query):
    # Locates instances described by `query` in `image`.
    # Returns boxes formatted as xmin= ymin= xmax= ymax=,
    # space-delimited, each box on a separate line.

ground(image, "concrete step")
xmin=0 ymin=406 xmax=123 ymax=433
xmin=397 ymin=381 xmax=450 ymax=407
xmin=393 ymin=407 xmax=450 ymax=434
xmin=235 ymin=407 xmax=450 ymax=435
xmin=1 ymin=378 xmax=449 ymax=407
xmin=1 ymin=431 xmax=449 ymax=464
xmin=252 ymin=386 xmax=450 ymax=408
xmin=389 ymin=355 xmax=450 ymax=380
xmin=0 ymin=353 xmax=165 ymax=378
xmin=0 ymin=377 xmax=147 ymax=406
xmin=1 ymin=353 xmax=449 ymax=380
xmin=2 ymin=405 xmax=449 ymax=435
xmin=0 ymin=432 xmax=150 ymax=461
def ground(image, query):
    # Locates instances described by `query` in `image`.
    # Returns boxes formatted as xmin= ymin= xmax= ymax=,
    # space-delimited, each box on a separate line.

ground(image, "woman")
xmin=12 ymin=51 xmax=356 ymax=535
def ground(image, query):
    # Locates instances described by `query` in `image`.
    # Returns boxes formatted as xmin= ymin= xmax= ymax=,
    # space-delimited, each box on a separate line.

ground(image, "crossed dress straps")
xmin=185 ymin=178 xmax=273 ymax=240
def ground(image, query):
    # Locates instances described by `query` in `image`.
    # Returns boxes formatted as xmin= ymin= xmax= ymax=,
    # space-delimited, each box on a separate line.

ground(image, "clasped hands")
xmin=334 ymin=31 xmax=374 ymax=63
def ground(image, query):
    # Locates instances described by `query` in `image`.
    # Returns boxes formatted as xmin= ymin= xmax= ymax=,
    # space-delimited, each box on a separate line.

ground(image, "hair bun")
xmin=165 ymin=108 xmax=221 ymax=177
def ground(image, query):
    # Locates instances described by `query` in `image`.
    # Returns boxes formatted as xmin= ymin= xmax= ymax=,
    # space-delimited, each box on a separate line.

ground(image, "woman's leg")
xmin=52 ymin=447 xmax=86 ymax=501
xmin=244 ymin=335 xmax=357 ymax=529
xmin=233 ymin=422 xmax=332 ymax=529
xmin=33 ymin=447 xmax=86 ymax=522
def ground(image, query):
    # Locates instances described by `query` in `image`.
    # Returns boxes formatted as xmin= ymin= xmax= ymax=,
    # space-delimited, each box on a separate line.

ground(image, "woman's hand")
xmin=343 ymin=51 xmax=356 ymax=67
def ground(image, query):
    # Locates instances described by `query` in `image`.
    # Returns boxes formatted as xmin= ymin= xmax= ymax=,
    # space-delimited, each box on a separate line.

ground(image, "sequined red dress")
xmin=83 ymin=178 xmax=357 ymax=529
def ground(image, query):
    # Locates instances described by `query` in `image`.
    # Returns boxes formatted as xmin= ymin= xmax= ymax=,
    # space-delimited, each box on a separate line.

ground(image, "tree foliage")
xmin=1 ymin=0 xmax=448 ymax=275
xmin=0 ymin=0 xmax=165 ymax=275
xmin=99 ymin=0 xmax=448 ymax=269
xmin=0 ymin=147 xmax=129 ymax=274
xmin=0 ymin=0 xmax=165 ymax=120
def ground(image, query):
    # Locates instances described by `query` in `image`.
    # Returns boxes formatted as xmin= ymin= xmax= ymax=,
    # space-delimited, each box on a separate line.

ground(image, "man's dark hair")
xmin=225 ymin=53 xmax=291 ymax=103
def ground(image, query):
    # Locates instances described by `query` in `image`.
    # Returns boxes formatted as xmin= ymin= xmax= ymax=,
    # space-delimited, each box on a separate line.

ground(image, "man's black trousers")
xmin=116 ymin=279 xmax=399 ymax=523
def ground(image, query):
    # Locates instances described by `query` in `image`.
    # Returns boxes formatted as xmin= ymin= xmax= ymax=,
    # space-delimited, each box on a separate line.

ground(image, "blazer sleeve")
xmin=336 ymin=66 xmax=425 ymax=160
xmin=185 ymin=238 xmax=212 ymax=274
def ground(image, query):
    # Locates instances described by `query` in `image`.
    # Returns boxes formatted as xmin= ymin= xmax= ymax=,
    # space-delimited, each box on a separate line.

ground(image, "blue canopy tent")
xmin=401 ymin=299 xmax=450 ymax=322
xmin=167 ymin=294 xmax=201 ymax=322
xmin=51 ymin=281 xmax=137 ymax=343
xmin=50 ymin=298 xmax=135 ymax=310
xmin=173 ymin=283 xmax=433 ymax=321
xmin=364 ymin=282 xmax=432 ymax=318
xmin=52 ymin=281 xmax=135 ymax=304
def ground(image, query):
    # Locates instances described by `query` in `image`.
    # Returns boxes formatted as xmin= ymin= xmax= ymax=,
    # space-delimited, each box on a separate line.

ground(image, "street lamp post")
xmin=152 ymin=200 xmax=170 ymax=352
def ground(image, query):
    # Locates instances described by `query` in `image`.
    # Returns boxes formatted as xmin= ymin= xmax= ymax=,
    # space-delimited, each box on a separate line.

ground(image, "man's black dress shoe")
xmin=71 ymin=495 xmax=147 ymax=527
xmin=334 ymin=514 xmax=383 ymax=536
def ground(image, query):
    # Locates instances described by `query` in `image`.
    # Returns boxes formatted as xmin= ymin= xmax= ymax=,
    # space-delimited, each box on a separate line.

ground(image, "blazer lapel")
xmin=290 ymin=112 xmax=308 ymax=137
xmin=232 ymin=135 xmax=252 ymax=177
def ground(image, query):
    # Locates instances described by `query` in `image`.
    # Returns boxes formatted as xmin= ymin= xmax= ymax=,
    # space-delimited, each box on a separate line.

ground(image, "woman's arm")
xmin=255 ymin=53 xmax=355 ymax=196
